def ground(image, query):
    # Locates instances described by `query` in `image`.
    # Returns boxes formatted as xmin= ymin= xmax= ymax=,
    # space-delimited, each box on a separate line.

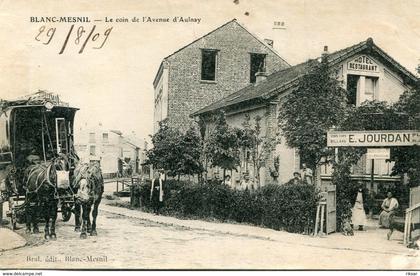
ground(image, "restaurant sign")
xmin=347 ymin=55 xmax=379 ymax=73
xmin=327 ymin=130 xmax=420 ymax=147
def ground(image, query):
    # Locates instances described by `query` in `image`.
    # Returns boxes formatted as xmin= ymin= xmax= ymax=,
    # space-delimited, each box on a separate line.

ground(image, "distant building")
xmin=193 ymin=38 xmax=418 ymax=188
xmin=74 ymin=123 xmax=141 ymax=178
xmin=152 ymin=19 xmax=290 ymax=133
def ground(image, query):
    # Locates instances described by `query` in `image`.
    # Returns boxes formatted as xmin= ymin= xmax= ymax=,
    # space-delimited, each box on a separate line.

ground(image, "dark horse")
xmin=23 ymin=161 xmax=58 ymax=239
xmin=72 ymin=161 xmax=104 ymax=239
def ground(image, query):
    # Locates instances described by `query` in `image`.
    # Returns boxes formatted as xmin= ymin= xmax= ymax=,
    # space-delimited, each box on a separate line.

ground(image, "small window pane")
xmin=103 ymin=133 xmax=109 ymax=143
xmin=90 ymin=145 xmax=96 ymax=156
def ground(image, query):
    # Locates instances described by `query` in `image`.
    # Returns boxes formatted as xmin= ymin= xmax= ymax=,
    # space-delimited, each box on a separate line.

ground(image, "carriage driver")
xmin=26 ymin=149 xmax=41 ymax=165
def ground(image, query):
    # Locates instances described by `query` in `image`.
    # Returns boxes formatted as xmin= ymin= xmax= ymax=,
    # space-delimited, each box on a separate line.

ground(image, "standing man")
xmin=150 ymin=169 xmax=165 ymax=215
xmin=223 ymin=175 xmax=232 ymax=187
xmin=239 ymin=173 xmax=255 ymax=191
xmin=300 ymin=163 xmax=313 ymax=185
xmin=287 ymin=172 xmax=302 ymax=185
xmin=118 ymin=158 xmax=123 ymax=178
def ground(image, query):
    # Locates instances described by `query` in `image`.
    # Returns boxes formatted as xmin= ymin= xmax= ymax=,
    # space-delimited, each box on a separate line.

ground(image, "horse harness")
xmin=25 ymin=163 xmax=55 ymax=195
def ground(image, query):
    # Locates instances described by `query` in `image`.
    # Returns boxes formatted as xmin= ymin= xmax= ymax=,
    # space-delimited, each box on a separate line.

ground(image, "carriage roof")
xmin=0 ymin=92 xmax=79 ymax=164
xmin=0 ymin=91 xmax=79 ymax=114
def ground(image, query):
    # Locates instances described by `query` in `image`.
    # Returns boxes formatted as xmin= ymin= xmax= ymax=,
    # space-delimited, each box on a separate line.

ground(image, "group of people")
xmin=149 ymin=167 xmax=402 ymax=236
xmin=223 ymin=174 xmax=256 ymax=191
xmin=222 ymin=163 xmax=315 ymax=190
xmin=351 ymin=188 xmax=399 ymax=231
xmin=287 ymin=163 xmax=314 ymax=185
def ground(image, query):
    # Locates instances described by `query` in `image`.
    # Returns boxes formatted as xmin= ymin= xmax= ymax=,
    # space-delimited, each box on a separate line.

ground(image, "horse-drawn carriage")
xmin=0 ymin=92 xmax=79 ymax=231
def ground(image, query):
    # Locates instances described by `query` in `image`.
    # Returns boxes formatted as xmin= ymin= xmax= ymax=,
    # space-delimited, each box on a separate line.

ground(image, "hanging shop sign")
xmin=366 ymin=148 xmax=390 ymax=159
xmin=327 ymin=130 xmax=420 ymax=147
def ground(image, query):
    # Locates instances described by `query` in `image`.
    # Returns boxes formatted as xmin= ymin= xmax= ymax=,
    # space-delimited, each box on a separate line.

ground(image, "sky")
xmin=0 ymin=0 xmax=418 ymax=144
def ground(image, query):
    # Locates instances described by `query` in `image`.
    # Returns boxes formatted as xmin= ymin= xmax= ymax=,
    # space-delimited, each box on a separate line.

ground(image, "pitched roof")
xmin=191 ymin=60 xmax=314 ymax=116
xmin=192 ymin=38 xmax=418 ymax=117
xmin=153 ymin=19 xmax=289 ymax=87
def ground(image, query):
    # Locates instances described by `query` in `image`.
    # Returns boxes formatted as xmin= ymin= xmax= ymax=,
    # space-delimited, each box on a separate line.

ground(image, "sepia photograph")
xmin=0 ymin=0 xmax=419 ymax=272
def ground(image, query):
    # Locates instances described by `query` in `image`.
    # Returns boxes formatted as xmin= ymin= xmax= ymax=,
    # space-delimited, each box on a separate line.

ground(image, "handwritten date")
xmin=35 ymin=25 xmax=113 ymax=54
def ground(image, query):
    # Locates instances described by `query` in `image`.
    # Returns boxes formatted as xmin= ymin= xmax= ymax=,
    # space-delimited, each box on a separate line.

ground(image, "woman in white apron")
xmin=352 ymin=189 xmax=368 ymax=231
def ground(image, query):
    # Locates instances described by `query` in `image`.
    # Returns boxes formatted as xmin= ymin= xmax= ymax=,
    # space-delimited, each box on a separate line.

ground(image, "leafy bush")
xmin=134 ymin=180 xmax=318 ymax=234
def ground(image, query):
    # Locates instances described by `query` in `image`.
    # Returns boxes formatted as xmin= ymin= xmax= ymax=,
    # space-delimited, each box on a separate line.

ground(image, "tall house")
xmin=193 ymin=38 xmax=418 ymax=186
xmin=152 ymin=19 xmax=290 ymax=133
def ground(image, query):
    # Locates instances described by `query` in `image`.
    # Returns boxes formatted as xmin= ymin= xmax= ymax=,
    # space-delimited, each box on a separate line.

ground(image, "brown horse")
xmin=72 ymin=161 xmax=104 ymax=239
xmin=23 ymin=161 xmax=58 ymax=239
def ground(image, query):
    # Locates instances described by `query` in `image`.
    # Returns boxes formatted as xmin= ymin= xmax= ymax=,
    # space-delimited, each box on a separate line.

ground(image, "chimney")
xmin=322 ymin=45 xmax=329 ymax=56
xmin=255 ymin=71 xmax=267 ymax=85
xmin=264 ymin=39 xmax=274 ymax=47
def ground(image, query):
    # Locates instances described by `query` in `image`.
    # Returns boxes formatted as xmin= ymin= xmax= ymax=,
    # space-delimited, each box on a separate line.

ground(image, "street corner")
xmin=0 ymin=227 xmax=26 ymax=251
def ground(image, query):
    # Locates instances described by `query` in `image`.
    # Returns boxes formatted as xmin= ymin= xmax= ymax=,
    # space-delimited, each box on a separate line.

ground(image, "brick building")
xmin=193 ymin=38 xmax=418 ymax=188
xmin=153 ymin=19 xmax=290 ymax=133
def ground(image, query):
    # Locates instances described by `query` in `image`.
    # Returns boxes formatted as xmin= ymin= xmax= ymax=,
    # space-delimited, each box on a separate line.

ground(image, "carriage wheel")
xmin=61 ymin=204 xmax=72 ymax=222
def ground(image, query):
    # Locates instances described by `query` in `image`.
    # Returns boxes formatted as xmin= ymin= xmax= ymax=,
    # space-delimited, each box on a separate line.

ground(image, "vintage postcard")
xmin=0 ymin=0 xmax=419 ymax=271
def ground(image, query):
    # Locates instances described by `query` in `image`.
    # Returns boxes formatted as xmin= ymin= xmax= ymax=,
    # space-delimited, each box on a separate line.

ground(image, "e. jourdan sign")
xmin=327 ymin=130 xmax=420 ymax=147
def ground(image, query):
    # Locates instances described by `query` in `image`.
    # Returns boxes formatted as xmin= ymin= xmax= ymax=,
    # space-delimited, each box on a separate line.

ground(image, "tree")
xmin=145 ymin=119 xmax=183 ymax=177
xmin=204 ymin=112 xmax=241 ymax=179
xmin=278 ymin=57 xmax=348 ymax=177
xmin=391 ymin=81 xmax=420 ymax=186
xmin=239 ymin=114 xmax=276 ymax=187
xmin=178 ymin=125 xmax=205 ymax=180
xmin=198 ymin=112 xmax=223 ymax=181
xmin=146 ymin=120 xmax=204 ymax=179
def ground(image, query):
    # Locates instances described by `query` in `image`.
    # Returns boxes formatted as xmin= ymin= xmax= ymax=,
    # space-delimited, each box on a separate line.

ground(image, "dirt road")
xmin=1 ymin=202 xmax=419 ymax=269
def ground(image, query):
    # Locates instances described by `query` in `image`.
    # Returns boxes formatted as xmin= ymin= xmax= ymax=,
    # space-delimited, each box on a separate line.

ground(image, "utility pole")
xmin=370 ymin=159 xmax=375 ymax=191
xmin=0 ymin=196 xmax=2 ymax=225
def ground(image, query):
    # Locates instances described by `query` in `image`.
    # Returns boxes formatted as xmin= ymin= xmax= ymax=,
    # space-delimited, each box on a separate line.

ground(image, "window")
xmin=250 ymin=53 xmax=266 ymax=83
xmin=102 ymin=133 xmax=109 ymax=143
xmin=89 ymin=145 xmax=96 ymax=156
xmin=55 ymin=118 xmax=68 ymax=154
xmin=364 ymin=77 xmax=377 ymax=101
xmin=0 ymin=117 xmax=7 ymax=145
xmin=346 ymin=75 xmax=378 ymax=105
xmin=346 ymin=74 xmax=359 ymax=105
xmin=89 ymin=132 xmax=95 ymax=143
xmin=365 ymin=158 xmax=395 ymax=176
xmin=201 ymin=49 xmax=218 ymax=81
